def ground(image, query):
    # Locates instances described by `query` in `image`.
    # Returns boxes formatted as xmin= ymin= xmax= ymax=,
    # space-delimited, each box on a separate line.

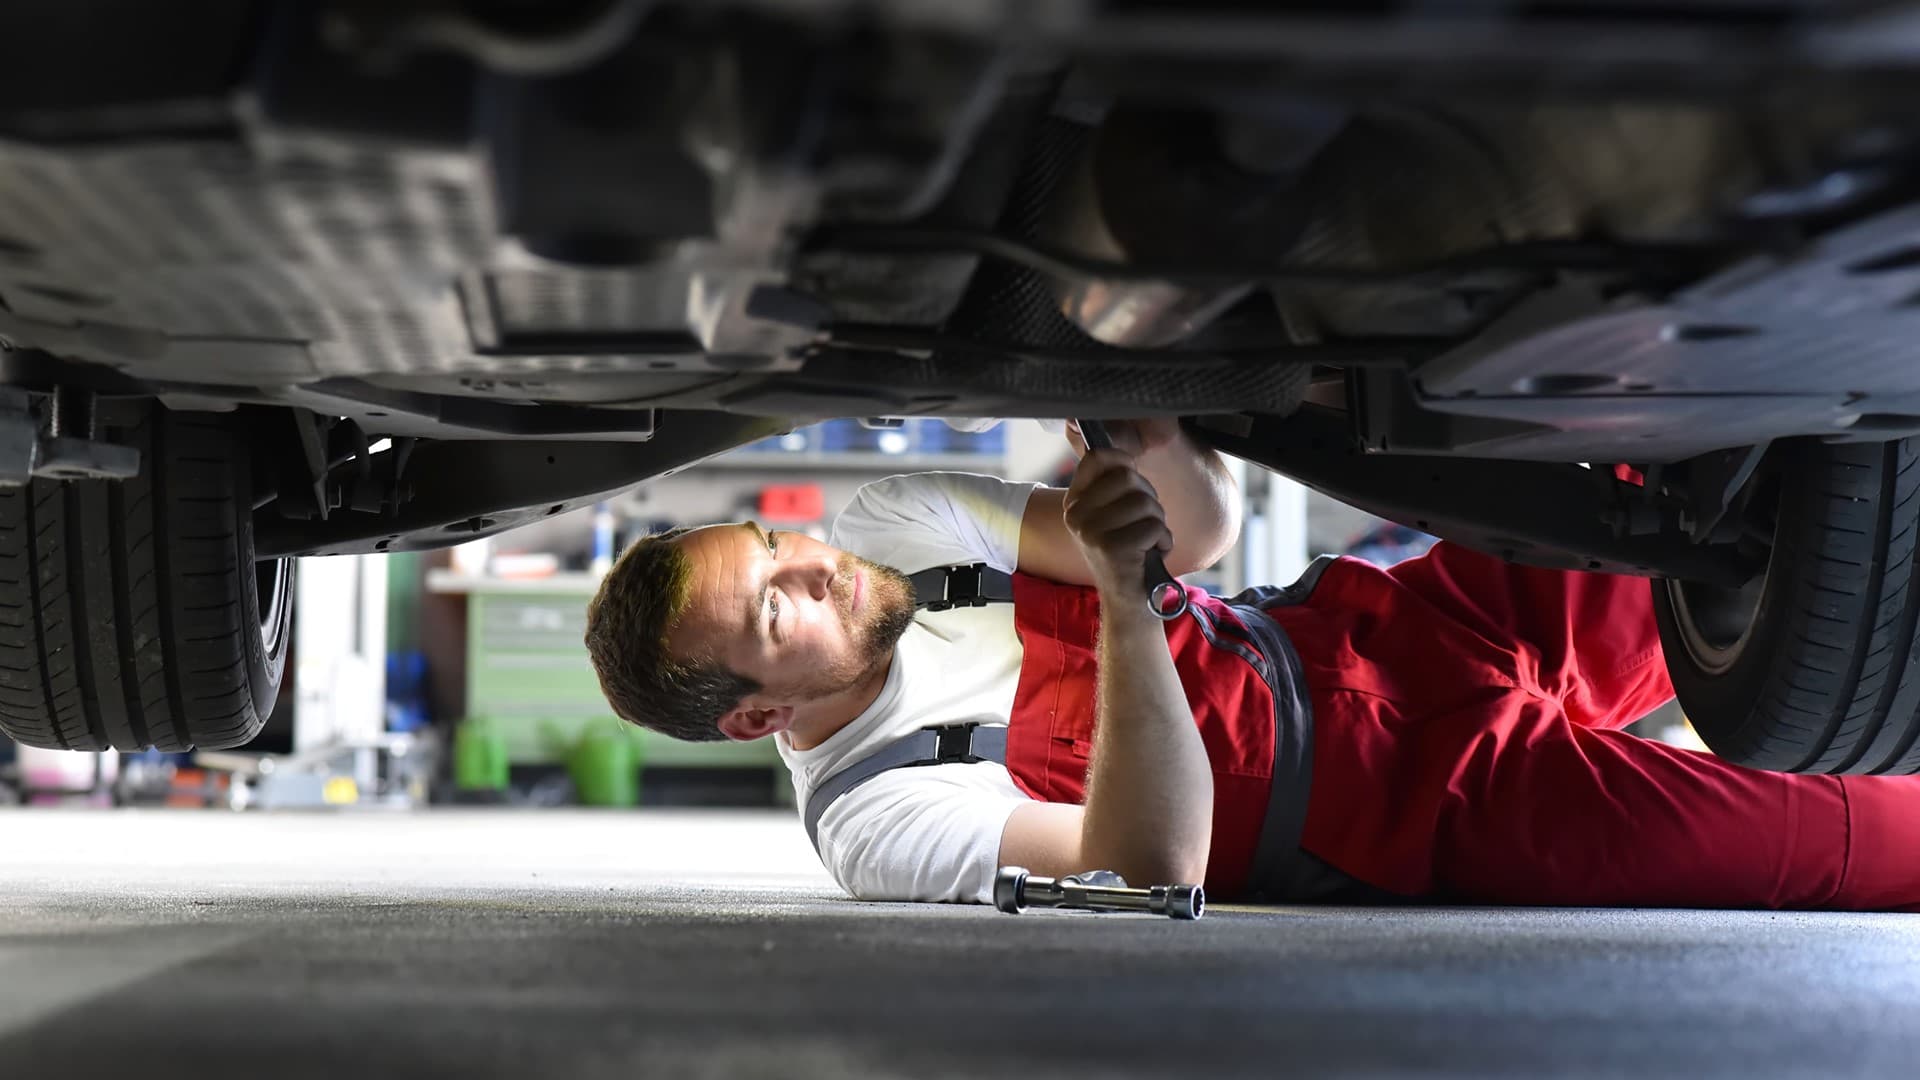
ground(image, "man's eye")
xmin=767 ymin=530 xmax=779 ymax=554
xmin=768 ymin=592 xmax=780 ymax=626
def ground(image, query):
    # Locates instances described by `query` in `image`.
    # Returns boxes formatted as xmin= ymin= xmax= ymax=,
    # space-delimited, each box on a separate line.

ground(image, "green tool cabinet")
xmin=430 ymin=572 xmax=788 ymax=800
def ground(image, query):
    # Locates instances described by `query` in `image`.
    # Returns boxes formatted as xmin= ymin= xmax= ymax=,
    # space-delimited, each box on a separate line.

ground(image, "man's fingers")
xmin=1065 ymin=461 xmax=1166 ymax=534
xmin=1065 ymin=490 xmax=1171 ymax=552
xmin=1094 ymin=515 xmax=1174 ymax=557
xmin=1065 ymin=474 xmax=1158 ymax=521
xmin=1066 ymin=450 xmax=1159 ymax=503
xmin=1070 ymin=488 xmax=1166 ymax=530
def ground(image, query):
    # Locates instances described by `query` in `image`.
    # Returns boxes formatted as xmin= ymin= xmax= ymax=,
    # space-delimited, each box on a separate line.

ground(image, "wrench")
xmin=993 ymin=866 xmax=1205 ymax=920
xmin=1073 ymin=418 xmax=1190 ymax=621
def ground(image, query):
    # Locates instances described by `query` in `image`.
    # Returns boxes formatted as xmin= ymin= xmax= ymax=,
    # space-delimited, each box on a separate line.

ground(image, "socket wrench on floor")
xmin=994 ymin=866 xmax=1205 ymax=920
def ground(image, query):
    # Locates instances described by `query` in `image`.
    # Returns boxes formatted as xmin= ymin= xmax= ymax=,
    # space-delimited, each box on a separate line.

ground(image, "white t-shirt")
xmin=777 ymin=472 xmax=1042 ymax=904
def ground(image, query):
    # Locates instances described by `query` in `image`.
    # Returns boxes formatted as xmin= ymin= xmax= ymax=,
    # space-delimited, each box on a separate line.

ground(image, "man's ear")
xmin=717 ymin=703 xmax=794 ymax=742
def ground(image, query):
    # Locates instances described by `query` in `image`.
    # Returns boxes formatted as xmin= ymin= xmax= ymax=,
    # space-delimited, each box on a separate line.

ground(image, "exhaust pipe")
xmin=1039 ymin=105 xmax=1341 ymax=348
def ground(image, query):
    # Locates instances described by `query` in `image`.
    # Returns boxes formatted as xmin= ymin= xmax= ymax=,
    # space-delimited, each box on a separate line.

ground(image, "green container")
xmin=453 ymin=717 xmax=510 ymax=791
xmin=556 ymin=718 xmax=642 ymax=807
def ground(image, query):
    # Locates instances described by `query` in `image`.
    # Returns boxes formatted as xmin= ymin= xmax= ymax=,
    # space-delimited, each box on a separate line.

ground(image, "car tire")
xmin=1653 ymin=437 xmax=1920 ymax=774
xmin=0 ymin=404 xmax=292 ymax=752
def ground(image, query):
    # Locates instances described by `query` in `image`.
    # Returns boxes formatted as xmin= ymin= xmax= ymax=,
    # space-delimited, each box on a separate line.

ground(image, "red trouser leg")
xmin=1379 ymin=541 xmax=1676 ymax=730
xmin=1429 ymin=701 xmax=1920 ymax=910
xmin=1292 ymin=544 xmax=1920 ymax=909
xmin=1302 ymin=684 xmax=1920 ymax=909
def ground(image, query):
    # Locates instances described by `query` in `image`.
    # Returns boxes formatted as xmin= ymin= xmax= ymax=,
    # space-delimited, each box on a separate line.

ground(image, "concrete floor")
xmin=4 ymin=809 xmax=1920 ymax=1079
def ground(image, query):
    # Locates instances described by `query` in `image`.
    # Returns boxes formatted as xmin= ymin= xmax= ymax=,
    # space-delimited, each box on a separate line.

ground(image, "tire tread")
xmin=0 ymin=405 xmax=287 ymax=753
xmin=1658 ymin=437 xmax=1920 ymax=774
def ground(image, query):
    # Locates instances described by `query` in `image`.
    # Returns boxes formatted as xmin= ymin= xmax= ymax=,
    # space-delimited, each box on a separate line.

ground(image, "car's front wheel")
xmin=0 ymin=403 xmax=291 ymax=752
xmin=1654 ymin=437 xmax=1920 ymax=775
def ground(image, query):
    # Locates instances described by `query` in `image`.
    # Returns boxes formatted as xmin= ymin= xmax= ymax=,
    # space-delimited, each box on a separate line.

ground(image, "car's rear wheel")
xmin=0 ymin=403 xmax=291 ymax=752
xmin=1653 ymin=437 xmax=1920 ymax=774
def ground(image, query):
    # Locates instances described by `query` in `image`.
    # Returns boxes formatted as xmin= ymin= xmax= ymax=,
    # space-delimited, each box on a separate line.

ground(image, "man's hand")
xmin=1061 ymin=449 xmax=1173 ymax=598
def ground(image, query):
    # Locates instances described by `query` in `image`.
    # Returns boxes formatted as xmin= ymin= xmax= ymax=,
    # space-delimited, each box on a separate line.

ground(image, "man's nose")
xmin=785 ymin=553 xmax=838 ymax=599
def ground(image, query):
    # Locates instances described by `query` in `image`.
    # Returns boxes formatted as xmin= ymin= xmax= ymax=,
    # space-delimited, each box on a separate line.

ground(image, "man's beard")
xmin=777 ymin=554 xmax=917 ymax=703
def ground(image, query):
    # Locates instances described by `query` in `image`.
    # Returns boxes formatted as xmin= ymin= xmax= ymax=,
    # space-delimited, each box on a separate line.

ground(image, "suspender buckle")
xmin=926 ymin=564 xmax=989 ymax=612
xmin=931 ymin=722 xmax=983 ymax=763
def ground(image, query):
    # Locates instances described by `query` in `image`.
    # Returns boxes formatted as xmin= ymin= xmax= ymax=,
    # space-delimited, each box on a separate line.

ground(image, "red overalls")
xmin=1003 ymin=542 xmax=1920 ymax=910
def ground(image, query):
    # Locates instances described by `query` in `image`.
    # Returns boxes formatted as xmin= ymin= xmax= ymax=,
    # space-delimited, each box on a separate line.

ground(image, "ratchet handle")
xmin=994 ymin=866 xmax=1206 ymax=920
xmin=1075 ymin=419 xmax=1191 ymax=622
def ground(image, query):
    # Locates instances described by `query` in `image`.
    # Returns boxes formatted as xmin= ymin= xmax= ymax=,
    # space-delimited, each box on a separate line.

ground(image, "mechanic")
xmin=584 ymin=419 xmax=1920 ymax=910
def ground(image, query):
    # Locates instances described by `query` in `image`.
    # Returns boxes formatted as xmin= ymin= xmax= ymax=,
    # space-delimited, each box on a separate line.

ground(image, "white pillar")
xmin=1264 ymin=473 xmax=1311 ymax=587
xmin=1216 ymin=456 xmax=1249 ymax=596
xmin=293 ymin=554 xmax=388 ymax=753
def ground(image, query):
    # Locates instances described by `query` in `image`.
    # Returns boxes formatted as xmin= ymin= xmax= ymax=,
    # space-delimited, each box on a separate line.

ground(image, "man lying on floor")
xmin=584 ymin=419 xmax=1920 ymax=910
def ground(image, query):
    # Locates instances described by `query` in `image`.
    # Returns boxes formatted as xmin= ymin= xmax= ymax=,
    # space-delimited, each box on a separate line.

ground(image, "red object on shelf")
xmin=760 ymin=484 xmax=826 ymax=522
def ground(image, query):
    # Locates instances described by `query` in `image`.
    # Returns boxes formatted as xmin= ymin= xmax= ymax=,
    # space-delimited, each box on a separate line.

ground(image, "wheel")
xmin=0 ymin=403 xmax=292 ymax=752
xmin=1653 ymin=437 xmax=1920 ymax=775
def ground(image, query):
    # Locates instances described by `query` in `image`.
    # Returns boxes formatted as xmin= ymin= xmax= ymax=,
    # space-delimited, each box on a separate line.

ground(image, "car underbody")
xmin=6 ymin=0 xmax=1920 ymax=770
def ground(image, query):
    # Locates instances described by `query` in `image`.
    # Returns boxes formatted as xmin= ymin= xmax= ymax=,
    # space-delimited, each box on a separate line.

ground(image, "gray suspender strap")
xmin=800 ymin=566 xmax=1012 ymax=851
xmin=909 ymin=564 xmax=1014 ymax=612
xmin=802 ymin=723 xmax=1009 ymax=850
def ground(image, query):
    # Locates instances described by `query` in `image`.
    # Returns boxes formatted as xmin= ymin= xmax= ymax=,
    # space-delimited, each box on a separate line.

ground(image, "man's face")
xmin=667 ymin=522 xmax=916 ymax=734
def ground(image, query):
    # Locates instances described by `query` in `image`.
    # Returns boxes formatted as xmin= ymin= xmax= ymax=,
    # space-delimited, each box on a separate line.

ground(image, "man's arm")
xmin=1018 ymin=418 xmax=1239 ymax=585
xmin=999 ymin=449 xmax=1213 ymax=885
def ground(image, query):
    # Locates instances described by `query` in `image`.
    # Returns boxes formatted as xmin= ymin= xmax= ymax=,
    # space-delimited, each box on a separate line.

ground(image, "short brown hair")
xmin=584 ymin=527 xmax=760 ymax=742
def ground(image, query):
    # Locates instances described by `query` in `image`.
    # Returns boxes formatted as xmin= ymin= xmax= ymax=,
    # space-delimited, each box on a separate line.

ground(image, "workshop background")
xmin=0 ymin=418 xmax=1697 ymax=809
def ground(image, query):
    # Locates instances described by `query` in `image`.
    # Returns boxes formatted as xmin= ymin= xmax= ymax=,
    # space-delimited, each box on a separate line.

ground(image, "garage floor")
xmin=4 ymin=809 xmax=1918 ymax=1079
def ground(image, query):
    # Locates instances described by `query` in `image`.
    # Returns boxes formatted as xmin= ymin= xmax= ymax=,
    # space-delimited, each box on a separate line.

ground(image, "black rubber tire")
xmin=0 ymin=405 xmax=292 ymax=752
xmin=1653 ymin=437 xmax=1920 ymax=775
